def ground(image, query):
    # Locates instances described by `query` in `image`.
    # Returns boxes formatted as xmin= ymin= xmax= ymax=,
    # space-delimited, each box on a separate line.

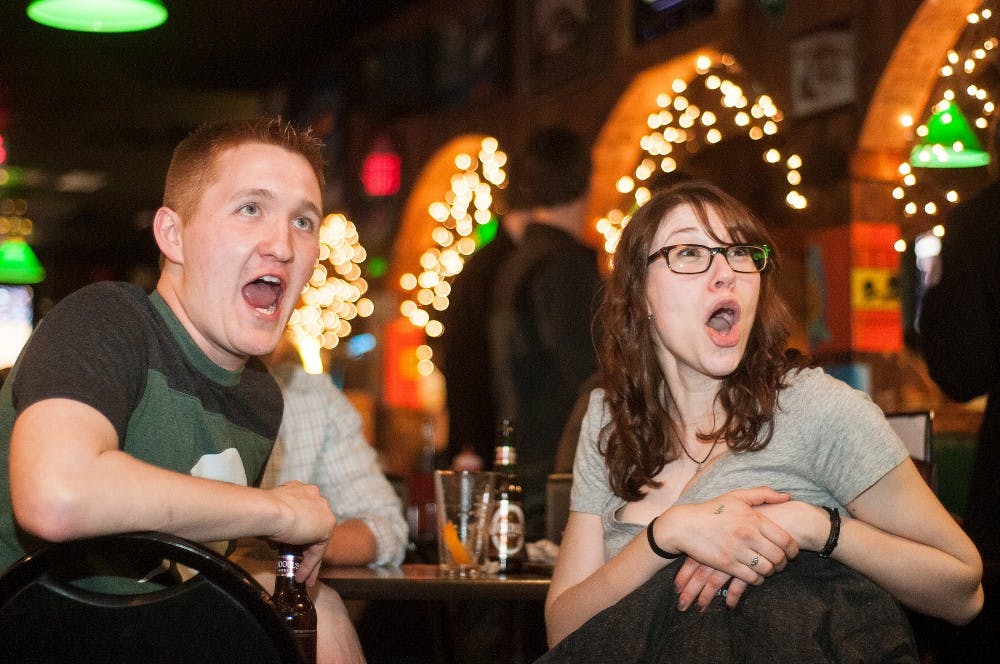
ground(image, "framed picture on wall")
xmin=431 ymin=17 xmax=469 ymax=104
xmin=529 ymin=0 xmax=606 ymax=92
xmin=789 ymin=28 xmax=856 ymax=118
xmin=467 ymin=4 xmax=506 ymax=100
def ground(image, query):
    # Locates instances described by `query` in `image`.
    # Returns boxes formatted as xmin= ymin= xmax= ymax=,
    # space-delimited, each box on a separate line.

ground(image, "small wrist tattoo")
xmin=713 ymin=504 xmax=725 ymax=515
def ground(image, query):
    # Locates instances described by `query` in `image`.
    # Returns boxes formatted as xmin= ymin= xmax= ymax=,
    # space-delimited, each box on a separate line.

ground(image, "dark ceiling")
xmin=0 ymin=1 xmax=408 ymax=288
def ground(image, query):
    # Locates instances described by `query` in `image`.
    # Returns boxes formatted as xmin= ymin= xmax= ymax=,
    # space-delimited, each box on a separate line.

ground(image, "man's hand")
xmin=268 ymin=481 xmax=336 ymax=584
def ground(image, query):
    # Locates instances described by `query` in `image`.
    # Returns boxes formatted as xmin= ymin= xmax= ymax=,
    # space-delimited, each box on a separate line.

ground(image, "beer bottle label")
xmin=276 ymin=553 xmax=299 ymax=578
xmin=489 ymin=499 xmax=525 ymax=554
xmin=294 ymin=629 xmax=318 ymax=664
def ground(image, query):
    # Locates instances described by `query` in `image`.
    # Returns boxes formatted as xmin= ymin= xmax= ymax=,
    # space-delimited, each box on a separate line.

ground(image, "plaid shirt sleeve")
xmin=262 ymin=366 xmax=408 ymax=566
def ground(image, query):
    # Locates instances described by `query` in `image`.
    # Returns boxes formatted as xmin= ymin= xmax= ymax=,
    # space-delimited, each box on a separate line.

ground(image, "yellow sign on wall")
xmin=850 ymin=267 xmax=900 ymax=311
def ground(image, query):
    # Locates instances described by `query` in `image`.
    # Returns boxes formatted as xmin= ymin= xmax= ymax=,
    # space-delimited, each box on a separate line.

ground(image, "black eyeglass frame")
xmin=646 ymin=243 xmax=771 ymax=274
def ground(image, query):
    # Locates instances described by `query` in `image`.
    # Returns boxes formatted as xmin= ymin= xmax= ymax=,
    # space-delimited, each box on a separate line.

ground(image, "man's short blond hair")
xmin=162 ymin=117 xmax=325 ymax=219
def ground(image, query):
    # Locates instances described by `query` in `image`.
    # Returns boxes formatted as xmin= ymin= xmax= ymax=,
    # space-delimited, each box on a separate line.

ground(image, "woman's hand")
xmin=754 ymin=500 xmax=830 ymax=551
xmin=673 ymin=500 xmax=830 ymax=610
xmin=674 ymin=559 xmax=750 ymax=611
xmin=660 ymin=486 xmax=798 ymax=610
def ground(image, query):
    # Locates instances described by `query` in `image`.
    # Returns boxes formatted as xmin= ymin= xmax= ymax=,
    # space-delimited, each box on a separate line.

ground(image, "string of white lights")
xmin=893 ymin=2 xmax=997 ymax=253
xmin=596 ymin=53 xmax=805 ymax=257
xmin=286 ymin=212 xmax=373 ymax=356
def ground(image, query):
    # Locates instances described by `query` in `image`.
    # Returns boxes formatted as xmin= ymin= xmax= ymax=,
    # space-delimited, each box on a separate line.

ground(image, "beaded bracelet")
xmin=818 ymin=506 xmax=841 ymax=558
xmin=646 ymin=516 xmax=682 ymax=560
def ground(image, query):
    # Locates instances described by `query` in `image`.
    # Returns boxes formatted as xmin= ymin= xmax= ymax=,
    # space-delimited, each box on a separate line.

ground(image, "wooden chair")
xmin=0 ymin=531 xmax=305 ymax=663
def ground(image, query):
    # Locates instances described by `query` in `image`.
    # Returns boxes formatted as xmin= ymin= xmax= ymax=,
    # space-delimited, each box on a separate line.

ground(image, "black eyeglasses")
xmin=646 ymin=244 xmax=771 ymax=274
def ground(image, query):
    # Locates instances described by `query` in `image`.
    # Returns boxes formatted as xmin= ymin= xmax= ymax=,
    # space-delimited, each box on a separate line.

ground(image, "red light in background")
xmin=361 ymin=149 xmax=401 ymax=197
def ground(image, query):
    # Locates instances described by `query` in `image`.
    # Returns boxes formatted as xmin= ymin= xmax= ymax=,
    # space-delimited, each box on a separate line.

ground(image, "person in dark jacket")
xmin=439 ymin=209 xmax=528 ymax=470
xmin=489 ymin=127 xmax=603 ymax=541
xmin=918 ymin=178 xmax=1000 ymax=661
xmin=919 ymin=179 xmax=1000 ymax=561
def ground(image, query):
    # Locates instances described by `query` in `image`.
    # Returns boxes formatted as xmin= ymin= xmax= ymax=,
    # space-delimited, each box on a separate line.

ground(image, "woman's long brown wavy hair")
xmin=596 ymin=181 xmax=803 ymax=501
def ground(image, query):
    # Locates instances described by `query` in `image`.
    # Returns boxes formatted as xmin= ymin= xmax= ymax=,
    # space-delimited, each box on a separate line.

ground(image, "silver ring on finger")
xmin=746 ymin=555 xmax=760 ymax=568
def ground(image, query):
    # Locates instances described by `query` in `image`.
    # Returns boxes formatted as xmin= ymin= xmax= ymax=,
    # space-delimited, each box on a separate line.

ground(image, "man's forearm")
xmin=323 ymin=519 xmax=377 ymax=566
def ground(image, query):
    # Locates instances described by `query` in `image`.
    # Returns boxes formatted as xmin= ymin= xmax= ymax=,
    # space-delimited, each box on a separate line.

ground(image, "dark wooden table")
xmin=320 ymin=563 xmax=551 ymax=602
xmin=323 ymin=563 xmax=552 ymax=662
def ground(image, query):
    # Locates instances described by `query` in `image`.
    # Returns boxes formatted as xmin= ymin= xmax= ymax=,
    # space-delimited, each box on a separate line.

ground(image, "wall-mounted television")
xmin=635 ymin=0 xmax=715 ymax=43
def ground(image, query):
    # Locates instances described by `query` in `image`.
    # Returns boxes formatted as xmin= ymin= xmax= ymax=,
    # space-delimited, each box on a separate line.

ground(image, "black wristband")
xmin=646 ymin=516 xmax=681 ymax=560
xmin=818 ymin=506 xmax=841 ymax=558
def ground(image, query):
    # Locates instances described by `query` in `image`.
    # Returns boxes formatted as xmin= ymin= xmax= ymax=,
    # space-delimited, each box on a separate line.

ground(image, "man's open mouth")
xmin=242 ymin=275 xmax=283 ymax=315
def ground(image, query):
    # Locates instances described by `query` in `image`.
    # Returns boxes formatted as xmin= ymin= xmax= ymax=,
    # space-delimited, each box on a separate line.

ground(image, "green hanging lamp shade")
xmin=0 ymin=238 xmax=46 ymax=285
xmin=909 ymin=100 xmax=991 ymax=169
xmin=27 ymin=0 xmax=167 ymax=33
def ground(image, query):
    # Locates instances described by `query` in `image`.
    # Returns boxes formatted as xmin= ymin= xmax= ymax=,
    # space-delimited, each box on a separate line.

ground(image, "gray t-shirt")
xmin=570 ymin=367 xmax=909 ymax=560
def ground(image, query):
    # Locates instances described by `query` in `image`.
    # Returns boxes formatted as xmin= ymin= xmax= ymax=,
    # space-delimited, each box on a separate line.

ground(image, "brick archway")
xmin=853 ymin=0 xmax=982 ymax=214
xmin=586 ymin=48 xmax=727 ymax=250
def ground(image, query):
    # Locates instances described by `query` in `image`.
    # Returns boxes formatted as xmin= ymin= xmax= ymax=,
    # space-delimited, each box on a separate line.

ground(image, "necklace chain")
xmin=680 ymin=438 xmax=719 ymax=472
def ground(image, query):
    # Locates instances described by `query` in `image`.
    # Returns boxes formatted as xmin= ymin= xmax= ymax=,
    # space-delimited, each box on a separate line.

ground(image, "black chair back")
xmin=546 ymin=473 xmax=573 ymax=545
xmin=886 ymin=410 xmax=937 ymax=491
xmin=0 ymin=531 xmax=304 ymax=663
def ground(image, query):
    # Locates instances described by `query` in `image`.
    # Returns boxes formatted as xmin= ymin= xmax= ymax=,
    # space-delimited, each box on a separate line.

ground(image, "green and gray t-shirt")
xmin=0 ymin=281 xmax=282 ymax=570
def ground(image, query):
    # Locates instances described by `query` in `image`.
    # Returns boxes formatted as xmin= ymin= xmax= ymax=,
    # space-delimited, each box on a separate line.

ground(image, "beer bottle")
xmin=406 ymin=417 xmax=438 ymax=561
xmin=272 ymin=544 xmax=317 ymax=664
xmin=489 ymin=419 xmax=527 ymax=574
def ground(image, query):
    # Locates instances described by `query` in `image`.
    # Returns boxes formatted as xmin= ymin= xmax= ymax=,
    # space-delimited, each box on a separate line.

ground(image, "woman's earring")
xmin=647 ymin=312 xmax=654 ymax=320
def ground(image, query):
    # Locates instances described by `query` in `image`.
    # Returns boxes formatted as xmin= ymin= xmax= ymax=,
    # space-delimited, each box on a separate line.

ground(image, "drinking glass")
xmin=433 ymin=470 xmax=495 ymax=577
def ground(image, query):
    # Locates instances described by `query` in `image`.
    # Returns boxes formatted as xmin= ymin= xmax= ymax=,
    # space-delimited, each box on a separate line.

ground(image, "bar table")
xmin=321 ymin=562 xmax=551 ymax=602
xmin=321 ymin=563 xmax=551 ymax=663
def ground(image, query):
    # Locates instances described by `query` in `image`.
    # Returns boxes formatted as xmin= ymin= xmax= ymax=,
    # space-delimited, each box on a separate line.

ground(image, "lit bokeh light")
xmin=398 ymin=136 xmax=507 ymax=372
xmin=286 ymin=212 xmax=372 ymax=352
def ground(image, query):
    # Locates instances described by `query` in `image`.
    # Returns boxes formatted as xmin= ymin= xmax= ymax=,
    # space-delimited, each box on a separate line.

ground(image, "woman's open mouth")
xmin=705 ymin=301 xmax=741 ymax=348
xmin=707 ymin=306 xmax=735 ymax=334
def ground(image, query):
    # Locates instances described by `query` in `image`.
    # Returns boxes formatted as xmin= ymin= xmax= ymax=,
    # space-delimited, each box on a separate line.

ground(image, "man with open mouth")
xmin=0 ymin=118 xmax=337 ymax=657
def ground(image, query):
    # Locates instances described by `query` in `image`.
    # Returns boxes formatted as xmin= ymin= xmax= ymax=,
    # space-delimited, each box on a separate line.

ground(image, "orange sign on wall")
xmin=382 ymin=317 xmax=425 ymax=410
xmin=850 ymin=222 xmax=902 ymax=353
xmin=805 ymin=222 xmax=902 ymax=355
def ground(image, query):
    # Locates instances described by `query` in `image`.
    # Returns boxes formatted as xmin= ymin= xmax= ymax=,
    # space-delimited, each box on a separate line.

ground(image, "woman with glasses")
xmin=542 ymin=181 xmax=982 ymax=659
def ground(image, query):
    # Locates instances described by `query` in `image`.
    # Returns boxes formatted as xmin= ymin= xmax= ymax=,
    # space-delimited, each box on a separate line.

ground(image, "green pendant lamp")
xmin=909 ymin=100 xmax=991 ymax=168
xmin=27 ymin=0 xmax=167 ymax=33
xmin=0 ymin=238 xmax=46 ymax=285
